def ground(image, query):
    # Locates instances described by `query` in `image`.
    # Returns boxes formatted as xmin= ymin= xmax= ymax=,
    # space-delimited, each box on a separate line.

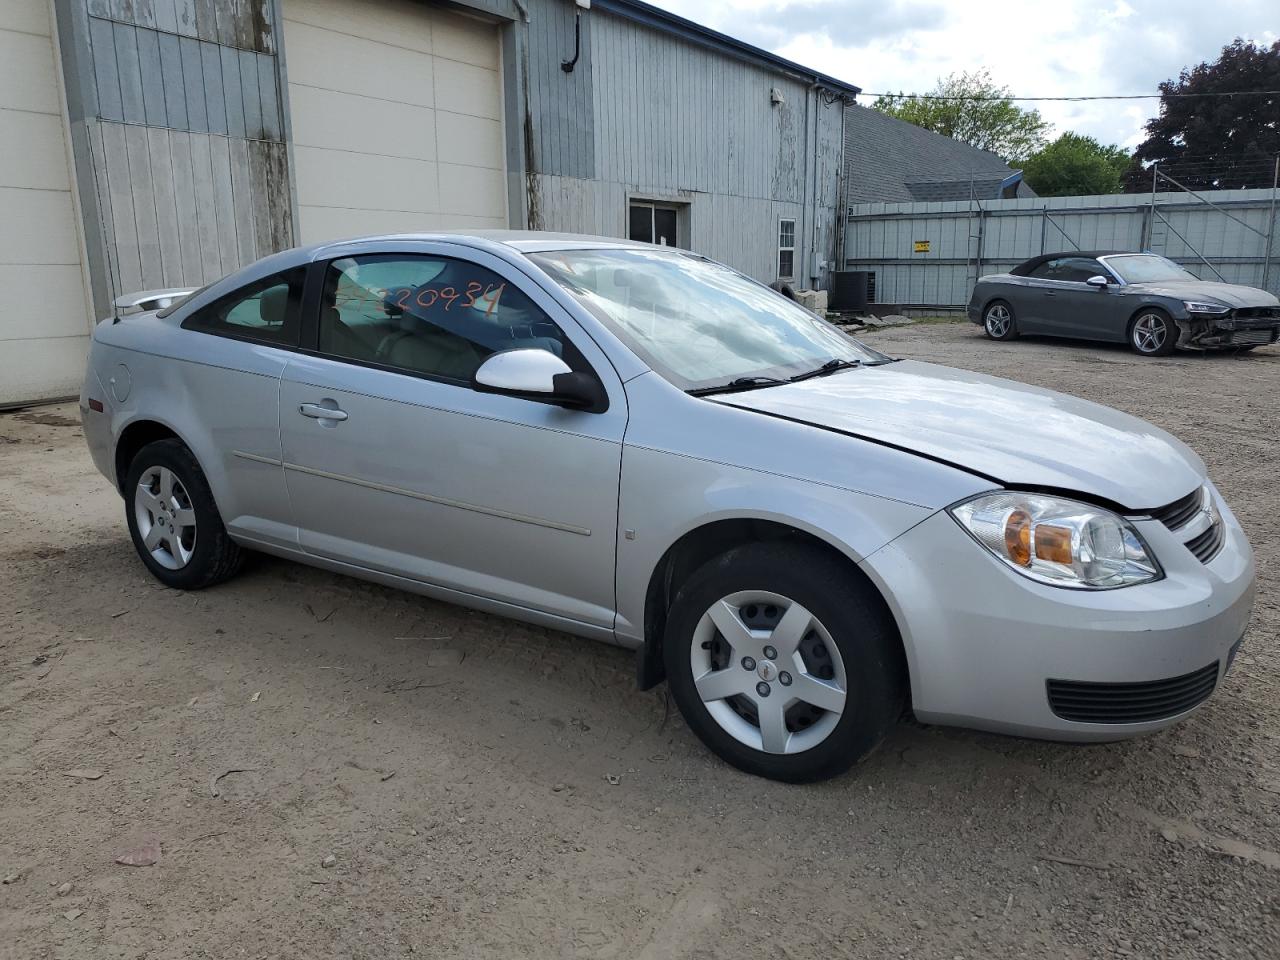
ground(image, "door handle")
xmin=299 ymin=402 xmax=348 ymax=422
xmin=1044 ymin=290 xmax=1057 ymax=297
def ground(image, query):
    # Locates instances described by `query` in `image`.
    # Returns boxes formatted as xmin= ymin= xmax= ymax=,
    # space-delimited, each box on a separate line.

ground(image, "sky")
xmin=642 ymin=0 xmax=1278 ymax=150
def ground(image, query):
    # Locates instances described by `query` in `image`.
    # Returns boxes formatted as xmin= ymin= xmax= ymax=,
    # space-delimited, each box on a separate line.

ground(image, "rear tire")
xmin=663 ymin=542 xmax=904 ymax=783
xmin=983 ymin=300 xmax=1018 ymax=340
xmin=1129 ymin=309 xmax=1177 ymax=356
xmin=123 ymin=439 xmax=244 ymax=590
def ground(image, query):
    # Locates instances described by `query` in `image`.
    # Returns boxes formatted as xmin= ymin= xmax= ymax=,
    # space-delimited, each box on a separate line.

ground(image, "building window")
xmin=777 ymin=219 xmax=796 ymax=279
xmin=629 ymin=202 xmax=681 ymax=247
xmin=867 ymin=272 xmax=876 ymax=304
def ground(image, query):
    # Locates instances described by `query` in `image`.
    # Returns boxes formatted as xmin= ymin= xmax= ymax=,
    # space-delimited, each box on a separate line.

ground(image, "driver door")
xmin=1046 ymin=257 xmax=1123 ymax=342
xmin=279 ymin=242 xmax=627 ymax=631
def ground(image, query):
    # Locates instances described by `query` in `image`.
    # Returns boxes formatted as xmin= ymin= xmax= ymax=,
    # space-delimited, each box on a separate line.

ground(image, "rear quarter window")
xmin=181 ymin=268 xmax=305 ymax=347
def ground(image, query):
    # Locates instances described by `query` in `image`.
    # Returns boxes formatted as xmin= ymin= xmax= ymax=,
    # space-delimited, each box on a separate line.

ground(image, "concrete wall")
xmin=845 ymin=189 xmax=1280 ymax=308
xmin=0 ymin=0 xmax=94 ymax=406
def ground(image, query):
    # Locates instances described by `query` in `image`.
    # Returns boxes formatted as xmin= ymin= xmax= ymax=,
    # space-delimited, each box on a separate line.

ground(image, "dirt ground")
xmin=2 ymin=322 xmax=1278 ymax=960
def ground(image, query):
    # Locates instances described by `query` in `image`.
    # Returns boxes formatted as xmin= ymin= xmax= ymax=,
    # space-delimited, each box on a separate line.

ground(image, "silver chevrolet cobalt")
xmin=81 ymin=233 xmax=1256 ymax=782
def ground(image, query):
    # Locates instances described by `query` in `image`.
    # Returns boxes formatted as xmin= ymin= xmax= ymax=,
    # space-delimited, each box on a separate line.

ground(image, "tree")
xmin=872 ymin=69 xmax=1051 ymax=163
xmin=1125 ymin=39 xmax=1280 ymax=191
xmin=1022 ymin=133 xmax=1130 ymax=196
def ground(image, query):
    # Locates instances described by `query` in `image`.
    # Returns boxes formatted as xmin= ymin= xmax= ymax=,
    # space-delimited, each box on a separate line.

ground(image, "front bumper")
xmin=1181 ymin=309 xmax=1280 ymax=349
xmin=859 ymin=488 xmax=1256 ymax=741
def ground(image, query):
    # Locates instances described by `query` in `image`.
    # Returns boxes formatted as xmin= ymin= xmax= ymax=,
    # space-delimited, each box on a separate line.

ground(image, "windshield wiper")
xmin=788 ymin=358 xmax=861 ymax=382
xmin=687 ymin=375 xmax=789 ymax=397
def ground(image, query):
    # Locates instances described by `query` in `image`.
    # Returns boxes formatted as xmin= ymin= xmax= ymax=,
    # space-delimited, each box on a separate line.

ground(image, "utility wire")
xmin=861 ymin=90 xmax=1280 ymax=102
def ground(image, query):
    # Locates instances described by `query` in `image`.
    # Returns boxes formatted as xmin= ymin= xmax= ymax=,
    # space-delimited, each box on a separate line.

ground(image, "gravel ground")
xmin=1 ymin=321 xmax=1277 ymax=959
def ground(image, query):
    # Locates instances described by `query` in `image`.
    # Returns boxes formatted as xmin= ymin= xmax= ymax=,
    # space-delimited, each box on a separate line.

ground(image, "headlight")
xmin=949 ymin=492 xmax=1160 ymax=589
xmin=1183 ymin=301 xmax=1229 ymax=315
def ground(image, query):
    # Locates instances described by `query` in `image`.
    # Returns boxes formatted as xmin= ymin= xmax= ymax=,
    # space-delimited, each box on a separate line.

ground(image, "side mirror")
xmin=472 ymin=348 xmax=608 ymax=413
xmin=1086 ymin=275 xmax=1110 ymax=288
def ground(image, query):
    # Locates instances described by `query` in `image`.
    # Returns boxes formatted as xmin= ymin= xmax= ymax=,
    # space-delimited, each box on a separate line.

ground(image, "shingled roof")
xmin=844 ymin=104 xmax=1034 ymax=204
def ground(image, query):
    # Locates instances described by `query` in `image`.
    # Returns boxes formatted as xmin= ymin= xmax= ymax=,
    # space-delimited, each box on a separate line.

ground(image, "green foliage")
xmin=1022 ymin=133 xmax=1130 ymax=196
xmin=1126 ymin=39 xmax=1280 ymax=191
xmin=872 ymin=69 xmax=1051 ymax=163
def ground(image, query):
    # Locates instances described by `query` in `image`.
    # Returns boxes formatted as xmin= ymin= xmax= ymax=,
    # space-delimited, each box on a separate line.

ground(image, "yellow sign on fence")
xmin=913 ymin=240 xmax=930 ymax=253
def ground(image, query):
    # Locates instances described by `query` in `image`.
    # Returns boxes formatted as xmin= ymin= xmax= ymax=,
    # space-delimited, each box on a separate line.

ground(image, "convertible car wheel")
xmin=1129 ymin=310 xmax=1177 ymax=357
xmin=983 ymin=301 xmax=1018 ymax=341
xmin=124 ymin=439 xmax=245 ymax=590
xmin=663 ymin=543 xmax=904 ymax=783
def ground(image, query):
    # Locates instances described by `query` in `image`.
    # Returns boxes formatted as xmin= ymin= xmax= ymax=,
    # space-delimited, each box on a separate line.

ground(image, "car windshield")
xmin=1103 ymin=254 xmax=1198 ymax=284
xmin=528 ymin=248 xmax=888 ymax=391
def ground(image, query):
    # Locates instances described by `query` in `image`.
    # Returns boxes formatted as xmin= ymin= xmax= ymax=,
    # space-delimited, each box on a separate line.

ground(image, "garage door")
xmin=283 ymin=0 xmax=507 ymax=244
xmin=0 ymin=0 xmax=92 ymax=407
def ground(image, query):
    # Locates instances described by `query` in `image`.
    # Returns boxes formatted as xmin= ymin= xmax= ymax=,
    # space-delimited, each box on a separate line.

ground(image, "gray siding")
xmin=845 ymin=189 xmax=1280 ymax=307
xmin=519 ymin=1 xmax=846 ymax=286
xmin=58 ymin=0 xmax=291 ymax=315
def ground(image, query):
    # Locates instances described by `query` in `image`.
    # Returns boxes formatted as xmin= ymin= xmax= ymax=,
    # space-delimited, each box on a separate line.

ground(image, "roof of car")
xmin=1008 ymin=250 xmax=1134 ymax=276
xmin=304 ymin=230 xmax=656 ymax=260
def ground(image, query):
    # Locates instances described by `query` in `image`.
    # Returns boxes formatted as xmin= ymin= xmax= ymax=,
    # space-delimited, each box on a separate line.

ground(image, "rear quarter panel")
xmin=90 ymin=315 xmax=296 ymax=548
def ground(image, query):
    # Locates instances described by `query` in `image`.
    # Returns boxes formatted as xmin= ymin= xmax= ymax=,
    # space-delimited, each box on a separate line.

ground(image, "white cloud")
xmin=641 ymin=0 xmax=1279 ymax=150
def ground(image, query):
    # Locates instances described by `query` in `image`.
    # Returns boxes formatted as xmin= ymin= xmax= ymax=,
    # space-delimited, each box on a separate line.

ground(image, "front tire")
xmin=1129 ymin=309 xmax=1177 ymax=356
xmin=663 ymin=543 xmax=905 ymax=783
xmin=123 ymin=439 xmax=244 ymax=589
xmin=983 ymin=300 xmax=1018 ymax=340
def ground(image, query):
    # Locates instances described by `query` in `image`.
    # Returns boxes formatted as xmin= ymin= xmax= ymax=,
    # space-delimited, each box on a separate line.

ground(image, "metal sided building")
xmin=0 ymin=0 xmax=858 ymax=406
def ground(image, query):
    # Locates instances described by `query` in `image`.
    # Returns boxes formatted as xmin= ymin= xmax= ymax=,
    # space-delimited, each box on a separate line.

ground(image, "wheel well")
xmin=113 ymin=420 xmax=181 ymax=494
xmin=637 ymin=519 xmax=906 ymax=693
xmin=1127 ymin=304 xmax=1171 ymax=328
xmin=980 ymin=297 xmax=1011 ymax=320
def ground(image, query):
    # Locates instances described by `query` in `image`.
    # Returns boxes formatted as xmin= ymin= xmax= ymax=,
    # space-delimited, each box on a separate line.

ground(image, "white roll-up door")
xmin=283 ymin=0 xmax=507 ymax=244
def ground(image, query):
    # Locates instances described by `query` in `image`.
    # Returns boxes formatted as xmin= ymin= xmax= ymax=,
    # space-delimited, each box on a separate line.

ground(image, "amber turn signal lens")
xmin=1004 ymin=509 xmax=1032 ymax=566
xmin=1034 ymin=524 xmax=1074 ymax=564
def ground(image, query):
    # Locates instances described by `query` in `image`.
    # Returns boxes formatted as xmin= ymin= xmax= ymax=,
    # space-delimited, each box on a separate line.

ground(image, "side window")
xmin=1059 ymin=258 xmax=1106 ymax=282
xmin=182 ymin=269 xmax=303 ymax=346
xmin=316 ymin=254 xmax=570 ymax=384
xmin=1027 ymin=258 xmax=1065 ymax=280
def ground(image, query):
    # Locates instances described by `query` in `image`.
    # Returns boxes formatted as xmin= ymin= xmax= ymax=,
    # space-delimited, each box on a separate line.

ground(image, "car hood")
xmin=714 ymin=360 xmax=1205 ymax=510
xmin=1126 ymin=279 xmax=1280 ymax=307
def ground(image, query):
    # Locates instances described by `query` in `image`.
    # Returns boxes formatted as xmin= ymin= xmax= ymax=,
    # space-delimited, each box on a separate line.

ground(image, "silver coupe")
xmin=82 ymin=233 xmax=1256 ymax=782
xmin=968 ymin=251 xmax=1280 ymax=355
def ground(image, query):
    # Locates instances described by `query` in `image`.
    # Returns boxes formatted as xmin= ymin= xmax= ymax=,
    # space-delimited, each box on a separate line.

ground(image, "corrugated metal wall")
xmin=845 ymin=189 xmax=1280 ymax=308
xmin=57 ymin=0 xmax=292 ymax=315
xmin=522 ymin=2 xmax=844 ymax=285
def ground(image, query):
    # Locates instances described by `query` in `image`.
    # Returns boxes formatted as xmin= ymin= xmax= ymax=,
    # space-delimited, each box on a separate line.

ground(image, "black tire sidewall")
xmin=123 ymin=439 xmax=239 ymax=590
xmin=1130 ymin=309 xmax=1177 ymax=356
xmin=983 ymin=300 xmax=1017 ymax=340
xmin=663 ymin=543 xmax=904 ymax=783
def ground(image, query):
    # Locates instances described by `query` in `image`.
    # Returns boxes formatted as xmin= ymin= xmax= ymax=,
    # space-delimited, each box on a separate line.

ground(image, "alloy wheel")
xmin=1132 ymin=313 xmax=1168 ymax=353
xmin=985 ymin=304 xmax=1011 ymax=338
xmin=689 ymin=590 xmax=847 ymax=755
xmin=134 ymin=465 xmax=197 ymax=570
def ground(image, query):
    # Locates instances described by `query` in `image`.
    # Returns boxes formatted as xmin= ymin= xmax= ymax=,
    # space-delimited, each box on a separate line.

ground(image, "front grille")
xmin=1186 ymin=519 xmax=1226 ymax=562
xmin=1233 ymin=329 xmax=1277 ymax=345
xmin=1047 ymin=663 xmax=1218 ymax=724
xmin=1147 ymin=488 xmax=1202 ymax=531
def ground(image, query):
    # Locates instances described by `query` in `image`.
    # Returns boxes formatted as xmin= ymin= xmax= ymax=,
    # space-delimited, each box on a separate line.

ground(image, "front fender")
xmin=613 ymin=443 xmax=936 ymax=645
